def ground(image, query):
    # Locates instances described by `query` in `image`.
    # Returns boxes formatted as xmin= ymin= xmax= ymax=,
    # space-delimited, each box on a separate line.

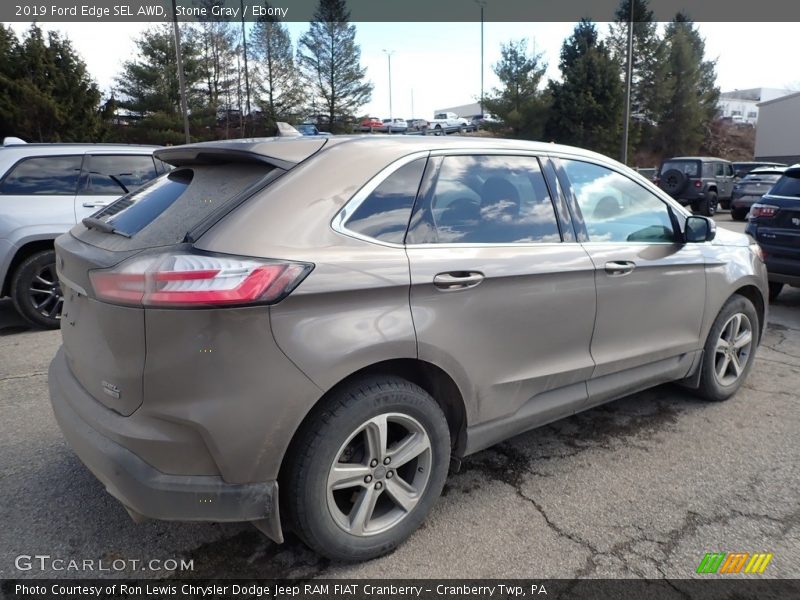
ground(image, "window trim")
xmin=331 ymin=150 xmax=431 ymax=248
xmin=0 ymin=153 xmax=85 ymax=196
xmin=78 ymin=153 xmax=159 ymax=196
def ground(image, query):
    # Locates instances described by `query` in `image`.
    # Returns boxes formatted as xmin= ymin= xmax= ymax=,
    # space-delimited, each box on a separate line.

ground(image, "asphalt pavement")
xmin=0 ymin=213 xmax=797 ymax=579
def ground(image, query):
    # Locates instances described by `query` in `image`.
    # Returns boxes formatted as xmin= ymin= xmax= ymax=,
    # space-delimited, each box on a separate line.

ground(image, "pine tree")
xmin=251 ymin=3 xmax=302 ymax=125
xmin=656 ymin=14 xmax=720 ymax=156
xmin=298 ymin=0 xmax=373 ymax=130
xmin=483 ymin=38 xmax=548 ymax=139
xmin=545 ymin=20 xmax=622 ymax=157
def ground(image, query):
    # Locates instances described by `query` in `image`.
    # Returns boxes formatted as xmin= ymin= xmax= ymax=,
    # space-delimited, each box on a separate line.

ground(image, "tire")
xmin=659 ymin=169 xmax=688 ymax=196
xmin=699 ymin=191 xmax=717 ymax=217
xmin=719 ymin=199 xmax=731 ymax=210
xmin=769 ymin=282 xmax=784 ymax=302
xmin=730 ymin=208 xmax=748 ymax=221
xmin=283 ymin=376 xmax=451 ymax=561
xmin=434 ymin=125 xmax=443 ymax=136
xmin=695 ymin=295 xmax=759 ymax=402
xmin=11 ymin=249 xmax=62 ymax=329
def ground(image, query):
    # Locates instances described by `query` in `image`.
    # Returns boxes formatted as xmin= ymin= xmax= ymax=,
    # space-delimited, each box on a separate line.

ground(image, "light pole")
xmin=383 ymin=49 xmax=394 ymax=122
xmin=621 ymin=0 xmax=634 ymax=164
xmin=475 ymin=0 xmax=486 ymax=117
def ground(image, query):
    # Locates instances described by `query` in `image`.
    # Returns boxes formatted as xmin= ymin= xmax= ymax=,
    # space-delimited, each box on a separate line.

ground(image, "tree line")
xmin=0 ymin=0 xmax=722 ymax=165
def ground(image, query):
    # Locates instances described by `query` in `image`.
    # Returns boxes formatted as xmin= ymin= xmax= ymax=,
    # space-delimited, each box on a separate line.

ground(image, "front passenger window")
xmin=562 ymin=159 xmax=675 ymax=243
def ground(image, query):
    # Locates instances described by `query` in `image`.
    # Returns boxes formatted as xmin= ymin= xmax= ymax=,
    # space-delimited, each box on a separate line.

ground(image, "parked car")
xmin=294 ymin=123 xmax=331 ymax=137
xmin=730 ymin=166 xmax=787 ymax=221
xmin=0 ymin=138 xmax=163 ymax=328
xmin=745 ymin=164 xmax=800 ymax=300
xmin=428 ymin=112 xmax=464 ymax=134
xmin=732 ymin=161 xmax=787 ymax=181
xmin=471 ymin=112 xmax=502 ymax=128
xmin=359 ymin=117 xmax=383 ymax=132
xmin=656 ymin=156 xmax=735 ymax=215
xmin=406 ymin=118 xmax=429 ymax=132
xmin=382 ymin=118 xmax=408 ymax=133
xmin=50 ymin=136 xmax=767 ymax=562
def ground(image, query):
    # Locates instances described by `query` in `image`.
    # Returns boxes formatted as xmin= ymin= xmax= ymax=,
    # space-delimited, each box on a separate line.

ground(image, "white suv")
xmin=0 ymin=138 xmax=162 ymax=327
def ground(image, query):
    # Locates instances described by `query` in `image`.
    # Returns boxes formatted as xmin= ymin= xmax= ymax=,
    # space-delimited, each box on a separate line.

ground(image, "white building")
xmin=754 ymin=91 xmax=800 ymax=164
xmin=718 ymin=88 xmax=794 ymax=125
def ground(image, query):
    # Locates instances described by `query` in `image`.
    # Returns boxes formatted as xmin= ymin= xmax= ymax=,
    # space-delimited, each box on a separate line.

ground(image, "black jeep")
xmin=656 ymin=156 xmax=735 ymax=216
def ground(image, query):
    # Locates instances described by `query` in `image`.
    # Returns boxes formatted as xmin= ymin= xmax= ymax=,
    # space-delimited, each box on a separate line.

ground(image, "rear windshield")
xmin=75 ymin=163 xmax=274 ymax=251
xmin=742 ymin=173 xmax=782 ymax=184
xmin=660 ymin=160 xmax=699 ymax=177
xmin=769 ymin=171 xmax=800 ymax=198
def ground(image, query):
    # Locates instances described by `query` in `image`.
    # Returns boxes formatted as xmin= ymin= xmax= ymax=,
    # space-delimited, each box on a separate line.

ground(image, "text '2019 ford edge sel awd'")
xmin=49 ymin=136 xmax=768 ymax=561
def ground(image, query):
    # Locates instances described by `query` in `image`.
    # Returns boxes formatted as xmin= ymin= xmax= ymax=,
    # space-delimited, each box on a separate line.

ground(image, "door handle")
xmin=82 ymin=201 xmax=111 ymax=208
xmin=433 ymin=271 xmax=485 ymax=291
xmin=604 ymin=261 xmax=636 ymax=276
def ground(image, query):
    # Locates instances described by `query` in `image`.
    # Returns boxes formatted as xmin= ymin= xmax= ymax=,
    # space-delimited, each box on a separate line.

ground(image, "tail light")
xmin=89 ymin=250 xmax=312 ymax=307
xmin=749 ymin=203 xmax=779 ymax=219
xmin=693 ymin=180 xmax=703 ymax=188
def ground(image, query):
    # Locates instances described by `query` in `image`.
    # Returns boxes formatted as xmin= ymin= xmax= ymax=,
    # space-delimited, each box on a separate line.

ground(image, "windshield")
xmin=660 ymin=160 xmax=699 ymax=177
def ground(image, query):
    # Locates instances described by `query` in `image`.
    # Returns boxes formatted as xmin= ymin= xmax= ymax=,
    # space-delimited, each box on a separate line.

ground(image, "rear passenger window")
xmin=0 ymin=156 xmax=82 ymax=195
xmin=343 ymin=158 xmax=426 ymax=243
xmin=407 ymin=155 xmax=561 ymax=244
xmin=82 ymin=155 xmax=158 ymax=195
xmin=769 ymin=171 xmax=800 ymax=197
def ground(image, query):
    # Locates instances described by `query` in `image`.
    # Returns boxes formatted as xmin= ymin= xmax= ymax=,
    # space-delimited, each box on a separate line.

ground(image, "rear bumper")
xmin=49 ymin=349 xmax=282 ymax=540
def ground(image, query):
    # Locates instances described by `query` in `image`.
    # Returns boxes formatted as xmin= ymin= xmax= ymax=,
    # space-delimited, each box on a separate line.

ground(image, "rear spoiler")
xmin=154 ymin=137 xmax=328 ymax=170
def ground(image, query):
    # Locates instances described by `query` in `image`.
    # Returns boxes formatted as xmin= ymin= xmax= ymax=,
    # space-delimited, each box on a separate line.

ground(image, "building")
xmin=718 ymin=88 xmax=794 ymax=125
xmin=754 ymin=91 xmax=800 ymax=164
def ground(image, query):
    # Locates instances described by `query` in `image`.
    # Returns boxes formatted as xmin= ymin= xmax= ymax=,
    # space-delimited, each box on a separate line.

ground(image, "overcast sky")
xmin=6 ymin=21 xmax=800 ymax=120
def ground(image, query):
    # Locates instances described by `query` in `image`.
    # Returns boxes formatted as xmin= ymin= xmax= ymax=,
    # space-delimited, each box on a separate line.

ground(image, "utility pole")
xmin=621 ymin=0 xmax=634 ymax=164
xmin=383 ymin=50 xmax=394 ymax=121
xmin=476 ymin=0 xmax=486 ymax=116
xmin=171 ymin=0 xmax=190 ymax=143
xmin=411 ymin=89 xmax=414 ymax=119
xmin=240 ymin=0 xmax=251 ymax=136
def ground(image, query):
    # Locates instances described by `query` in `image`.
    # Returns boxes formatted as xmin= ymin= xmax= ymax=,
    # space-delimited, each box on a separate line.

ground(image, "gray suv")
xmin=657 ymin=156 xmax=735 ymax=216
xmin=49 ymin=136 xmax=767 ymax=561
xmin=0 ymin=138 xmax=162 ymax=327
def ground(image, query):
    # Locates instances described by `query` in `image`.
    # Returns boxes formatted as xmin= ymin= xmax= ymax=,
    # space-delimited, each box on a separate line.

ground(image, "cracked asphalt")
xmin=0 ymin=215 xmax=798 ymax=580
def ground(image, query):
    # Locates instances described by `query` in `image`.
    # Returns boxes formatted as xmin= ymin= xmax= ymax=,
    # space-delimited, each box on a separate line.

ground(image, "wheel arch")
xmin=733 ymin=284 xmax=766 ymax=341
xmin=2 ymin=238 xmax=56 ymax=297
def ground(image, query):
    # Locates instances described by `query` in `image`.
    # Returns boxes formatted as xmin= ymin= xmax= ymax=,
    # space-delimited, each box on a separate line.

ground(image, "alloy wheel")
xmin=28 ymin=263 xmax=63 ymax=321
xmin=713 ymin=312 xmax=753 ymax=386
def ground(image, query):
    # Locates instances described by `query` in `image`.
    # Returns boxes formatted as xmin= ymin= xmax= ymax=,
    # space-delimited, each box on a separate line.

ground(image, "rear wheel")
xmin=283 ymin=376 xmax=450 ymax=561
xmin=699 ymin=191 xmax=717 ymax=217
xmin=769 ymin=282 xmax=784 ymax=302
xmin=11 ymin=249 xmax=62 ymax=329
xmin=730 ymin=207 xmax=748 ymax=221
xmin=695 ymin=295 xmax=758 ymax=402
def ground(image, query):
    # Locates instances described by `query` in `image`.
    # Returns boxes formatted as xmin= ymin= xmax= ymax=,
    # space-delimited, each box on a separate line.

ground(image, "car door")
xmin=75 ymin=153 xmax=159 ymax=221
xmin=405 ymin=153 xmax=597 ymax=444
xmin=555 ymin=157 xmax=706 ymax=405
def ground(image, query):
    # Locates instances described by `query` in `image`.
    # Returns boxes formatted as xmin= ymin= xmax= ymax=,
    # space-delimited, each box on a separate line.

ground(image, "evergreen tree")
xmin=0 ymin=25 xmax=101 ymax=142
xmin=545 ymin=20 xmax=622 ymax=157
xmin=252 ymin=3 xmax=302 ymax=125
xmin=656 ymin=14 xmax=720 ymax=156
xmin=483 ymin=38 xmax=549 ymax=139
xmin=298 ymin=0 xmax=372 ymax=130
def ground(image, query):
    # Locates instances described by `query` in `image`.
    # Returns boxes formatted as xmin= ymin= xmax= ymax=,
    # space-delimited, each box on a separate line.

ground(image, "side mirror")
xmin=685 ymin=215 xmax=716 ymax=243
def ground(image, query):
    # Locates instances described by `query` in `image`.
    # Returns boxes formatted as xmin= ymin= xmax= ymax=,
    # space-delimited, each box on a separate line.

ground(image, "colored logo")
xmin=696 ymin=552 xmax=773 ymax=574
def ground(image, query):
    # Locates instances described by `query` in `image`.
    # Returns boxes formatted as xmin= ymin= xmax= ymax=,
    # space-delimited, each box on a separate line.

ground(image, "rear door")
xmin=74 ymin=153 xmax=159 ymax=220
xmin=406 ymin=152 xmax=596 ymax=432
xmin=556 ymin=157 xmax=706 ymax=400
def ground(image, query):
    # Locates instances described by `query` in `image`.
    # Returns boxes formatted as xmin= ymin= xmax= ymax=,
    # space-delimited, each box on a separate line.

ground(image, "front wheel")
xmin=11 ymin=249 xmax=62 ymax=329
xmin=695 ymin=295 xmax=759 ymax=402
xmin=282 ymin=376 xmax=450 ymax=561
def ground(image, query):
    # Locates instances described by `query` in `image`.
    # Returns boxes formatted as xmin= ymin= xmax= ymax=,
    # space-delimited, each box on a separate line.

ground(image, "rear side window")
xmin=343 ymin=158 xmax=426 ymax=243
xmin=769 ymin=172 xmax=800 ymax=198
xmin=0 ymin=155 xmax=82 ymax=195
xmin=82 ymin=155 xmax=158 ymax=195
xmin=407 ymin=155 xmax=561 ymax=244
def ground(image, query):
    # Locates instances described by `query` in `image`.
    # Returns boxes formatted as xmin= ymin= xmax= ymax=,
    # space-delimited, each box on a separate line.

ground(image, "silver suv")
xmin=0 ymin=138 xmax=162 ymax=327
xmin=49 ymin=136 xmax=768 ymax=561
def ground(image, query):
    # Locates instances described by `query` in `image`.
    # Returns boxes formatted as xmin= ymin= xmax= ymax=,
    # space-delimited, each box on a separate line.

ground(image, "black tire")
xmin=699 ymin=191 xmax=717 ymax=217
xmin=719 ymin=199 xmax=731 ymax=210
xmin=695 ymin=295 xmax=759 ymax=402
xmin=730 ymin=208 xmax=748 ymax=221
xmin=768 ymin=282 xmax=784 ymax=302
xmin=10 ymin=249 xmax=62 ymax=329
xmin=434 ymin=124 xmax=443 ymax=136
xmin=659 ymin=169 xmax=688 ymax=196
xmin=282 ymin=376 xmax=451 ymax=561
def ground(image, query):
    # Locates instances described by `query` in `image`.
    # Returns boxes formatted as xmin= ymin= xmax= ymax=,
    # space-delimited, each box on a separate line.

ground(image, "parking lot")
xmin=0 ymin=212 xmax=797 ymax=580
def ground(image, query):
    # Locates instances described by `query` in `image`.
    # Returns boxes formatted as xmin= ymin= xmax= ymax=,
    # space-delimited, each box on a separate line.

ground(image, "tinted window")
xmin=715 ymin=163 xmax=725 ymax=177
xmin=0 ymin=155 xmax=82 ymax=195
xmin=769 ymin=171 xmax=800 ymax=198
xmin=83 ymin=155 xmax=158 ymax=195
xmin=407 ymin=155 xmax=561 ymax=244
xmin=661 ymin=160 xmax=699 ymax=178
xmin=344 ymin=158 xmax=426 ymax=243
xmin=562 ymin=159 xmax=675 ymax=243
